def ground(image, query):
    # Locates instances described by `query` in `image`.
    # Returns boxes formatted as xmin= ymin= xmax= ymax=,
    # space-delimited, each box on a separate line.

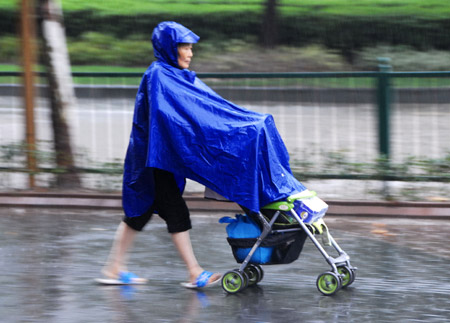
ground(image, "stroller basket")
xmin=227 ymin=230 xmax=307 ymax=265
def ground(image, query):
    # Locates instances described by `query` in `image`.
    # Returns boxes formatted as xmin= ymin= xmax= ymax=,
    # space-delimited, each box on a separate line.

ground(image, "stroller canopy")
xmin=122 ymin=21 xmax=306 ymax=217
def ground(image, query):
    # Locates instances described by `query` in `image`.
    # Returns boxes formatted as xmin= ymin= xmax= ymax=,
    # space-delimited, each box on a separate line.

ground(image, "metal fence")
xmin=1 ymin=66 xmax=450 ymax=190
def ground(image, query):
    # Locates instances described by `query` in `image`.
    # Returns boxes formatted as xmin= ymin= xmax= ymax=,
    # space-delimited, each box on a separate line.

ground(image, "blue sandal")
xmin=181 ymin=271 xmax=222 ymax=289
xmin=95 ymin=271 xmax=148 ymax=285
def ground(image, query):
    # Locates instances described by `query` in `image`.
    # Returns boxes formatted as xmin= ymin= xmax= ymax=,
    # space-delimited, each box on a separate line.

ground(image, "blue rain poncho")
xmin=122 ymin=21 xmax=306 ymax=217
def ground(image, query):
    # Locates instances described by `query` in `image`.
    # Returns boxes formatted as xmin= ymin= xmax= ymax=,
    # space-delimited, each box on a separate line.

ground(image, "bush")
xmin=354 ymin=45 xmax=450 ymax=71
xmin=60 ymin=13 xmax=450 ymax=65
xmin=68 ymin=32 xmax=152 ymax=66
xmin=59 ymin=12 xmax=450 ymax=53
xmin=0 ymin=36 xmax=19 ymax=64
xmin=278 ymin=15 xmax=450 ymax=62
xmin=0 ymin=9 xmax=17 ymax=36
xmin=2 ymin=5 xmax=450 ymax=61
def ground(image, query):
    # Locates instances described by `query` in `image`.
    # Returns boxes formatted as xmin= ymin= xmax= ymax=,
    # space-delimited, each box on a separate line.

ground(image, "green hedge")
xmin=0 ymin=10 xmax=18 ymax=36
xmin=277 ymin=15 xmax=450 ymax=60
xmin=2 ymin=8 xmax=450 ymax=57
xmin=60 ymin=11 xmax=261 ymax=40
xmin=60 ymin=12 xmax=450 ymax=52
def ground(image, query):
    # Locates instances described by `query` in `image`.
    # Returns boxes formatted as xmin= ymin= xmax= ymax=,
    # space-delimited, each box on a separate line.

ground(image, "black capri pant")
xmin=123 ymin=168 xmax=191 ymax=233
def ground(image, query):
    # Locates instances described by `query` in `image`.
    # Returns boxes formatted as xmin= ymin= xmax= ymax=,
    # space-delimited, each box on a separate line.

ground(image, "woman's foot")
xmin=181 ymin=270 xmax=222 ymax=289
xmin=98 ymin=267 xmax=148 ymax=284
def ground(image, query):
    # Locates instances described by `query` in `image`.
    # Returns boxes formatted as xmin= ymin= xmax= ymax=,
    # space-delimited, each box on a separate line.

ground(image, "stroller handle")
xmin=262 ymin=190 xmax=317 ymax=212
xmin=287 ymin=190 xmax=317 ymax=202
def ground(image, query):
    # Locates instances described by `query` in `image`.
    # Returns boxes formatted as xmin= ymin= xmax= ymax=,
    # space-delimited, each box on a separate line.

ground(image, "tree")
xmin=261 ymin=0 xmax=279 ymax=48
xmin=39 ymin=0 xmax=81 ymax=188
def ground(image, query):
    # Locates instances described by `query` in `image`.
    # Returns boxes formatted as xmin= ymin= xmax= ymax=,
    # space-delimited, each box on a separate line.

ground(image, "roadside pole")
xmin=21 ymin=0 xmax=37 ymax=188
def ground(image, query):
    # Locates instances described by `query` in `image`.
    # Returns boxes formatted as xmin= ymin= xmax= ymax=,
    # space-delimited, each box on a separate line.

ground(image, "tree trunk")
xmin=39 ymin=0 xmax=81 ymax=189
xmin=261 ymin=0 xmax=278 ymax=48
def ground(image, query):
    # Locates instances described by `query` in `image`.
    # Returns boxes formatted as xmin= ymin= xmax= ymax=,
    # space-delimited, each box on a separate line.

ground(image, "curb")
xmin=1 ymin=191 xmax=450 ymax=219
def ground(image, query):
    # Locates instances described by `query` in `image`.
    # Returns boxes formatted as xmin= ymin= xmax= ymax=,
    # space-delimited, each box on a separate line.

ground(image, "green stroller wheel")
xmin=222 ymin=270 xmax=245 ymax=294
xmin=337 ymin=265 xmax=355 ymax=288
xmin=316 ymin=272 xmax=342 ymax=296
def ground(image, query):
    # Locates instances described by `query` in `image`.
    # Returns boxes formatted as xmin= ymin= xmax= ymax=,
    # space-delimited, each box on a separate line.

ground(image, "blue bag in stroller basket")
xmin=219 ymin=214 xmax=307 ymax=265
xmin=219 ymin=214 xmax=273 ymax=264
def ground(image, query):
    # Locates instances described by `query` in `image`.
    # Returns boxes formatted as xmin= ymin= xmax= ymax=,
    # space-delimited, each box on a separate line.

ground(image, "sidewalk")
xmin=1 ymin=187 xmax=449 ymax=219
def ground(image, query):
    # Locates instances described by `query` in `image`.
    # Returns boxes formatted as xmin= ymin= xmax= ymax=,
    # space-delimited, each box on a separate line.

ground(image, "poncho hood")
xmin=152 ymin=21 xmax=200 ymax=68
xmin=122 ymin=22 xmax=306 ymax=218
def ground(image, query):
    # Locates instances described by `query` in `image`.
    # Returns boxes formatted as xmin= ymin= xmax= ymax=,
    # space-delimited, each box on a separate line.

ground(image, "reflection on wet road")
xmin=1 ymin=208 xmax=449 ymax=322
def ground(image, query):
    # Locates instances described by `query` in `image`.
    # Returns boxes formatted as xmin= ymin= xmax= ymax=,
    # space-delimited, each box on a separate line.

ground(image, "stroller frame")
xmin=221 ymin=195 xmax=357 ymax=296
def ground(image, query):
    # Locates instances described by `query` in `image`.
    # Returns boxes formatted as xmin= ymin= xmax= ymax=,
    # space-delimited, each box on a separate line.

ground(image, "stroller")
xmin=219 ymin=190 xmax=356 ymax=296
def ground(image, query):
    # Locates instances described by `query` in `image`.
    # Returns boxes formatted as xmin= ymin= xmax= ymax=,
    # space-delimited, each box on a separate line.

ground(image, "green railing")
xmin=1 ymin=64 xmax=450 ymax=189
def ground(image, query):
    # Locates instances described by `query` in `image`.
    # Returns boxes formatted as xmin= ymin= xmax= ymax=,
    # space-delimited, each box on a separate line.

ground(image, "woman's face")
xmin=177 ymin=43 xmax=193 ymax=69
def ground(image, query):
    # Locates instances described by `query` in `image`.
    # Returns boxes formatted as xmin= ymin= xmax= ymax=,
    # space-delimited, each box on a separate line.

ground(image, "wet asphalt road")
xmin=1 ymin=208 xmax=450 ymax=323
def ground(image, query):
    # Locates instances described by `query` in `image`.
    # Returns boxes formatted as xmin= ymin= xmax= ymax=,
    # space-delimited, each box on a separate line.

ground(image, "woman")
xmin=98 ymin=22 xmax=221 ymax=288
xmin=98 ymin=20 xmax=305 ymax=288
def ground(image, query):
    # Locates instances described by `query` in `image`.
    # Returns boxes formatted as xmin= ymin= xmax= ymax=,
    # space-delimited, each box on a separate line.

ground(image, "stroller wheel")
xmin=254 ymin=264 xmax=264 ymax=282
xmin=316 ymin=272 xmax=342 ymax=296
xmin=244 ymin=265 xmax=261 ymax=286
xmin=337 ymin=265 xmax=355 ymax=287
xmin=222 ymin=270 xmax=246 ymax=294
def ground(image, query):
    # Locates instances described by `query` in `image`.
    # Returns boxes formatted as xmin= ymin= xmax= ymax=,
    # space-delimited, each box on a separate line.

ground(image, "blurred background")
xmin=1 ymin=0 xmax=450 ymax=200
